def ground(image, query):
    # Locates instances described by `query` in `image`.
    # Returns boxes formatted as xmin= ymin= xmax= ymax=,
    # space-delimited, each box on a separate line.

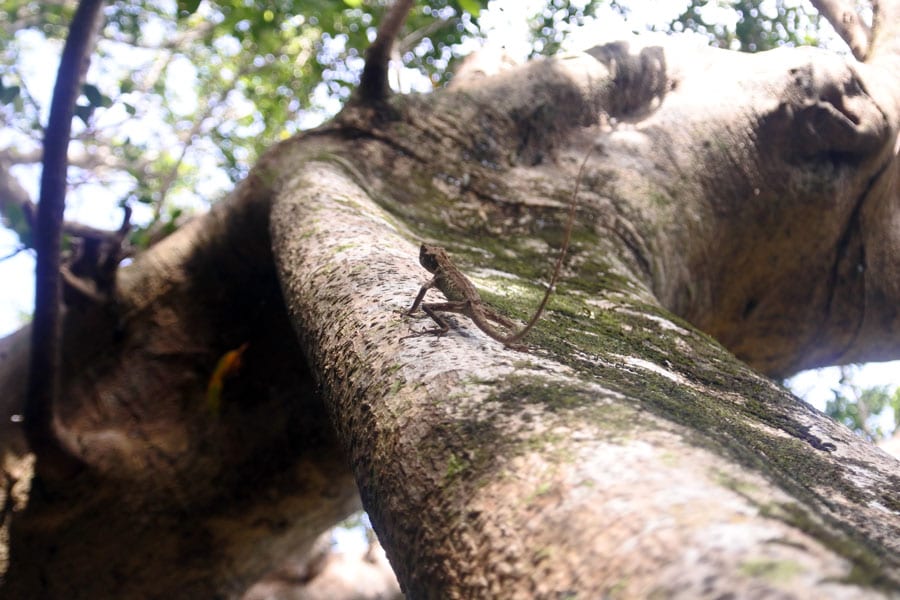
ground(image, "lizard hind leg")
xmin=402 ymin=301 xmax=465 ymax=339
xmin=482 ymin=305 xmax=518 ymax=330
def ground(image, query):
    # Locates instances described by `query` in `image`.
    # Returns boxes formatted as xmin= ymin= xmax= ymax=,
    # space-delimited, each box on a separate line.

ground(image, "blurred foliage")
xmin=0 ymin=0 xmax=490 ymax=248
xmin=825 ymin=367 xmax=900 ymax=442
xmin=665 ymin=0 xmax=821 ymax=52
xmin=526 ymin=1 xmax=822 ymax=58
xmin=526 ymin=0 xmax=605 ymax=56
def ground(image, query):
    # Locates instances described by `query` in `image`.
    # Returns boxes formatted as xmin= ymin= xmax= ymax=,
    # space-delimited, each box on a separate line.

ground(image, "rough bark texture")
xmin=271 ymin=37 xmax=900 ymax=598
xmin=1 ymin=165 xmax=361 ymax=597
xmin=2 ymin=19 xmax=900 ymax=600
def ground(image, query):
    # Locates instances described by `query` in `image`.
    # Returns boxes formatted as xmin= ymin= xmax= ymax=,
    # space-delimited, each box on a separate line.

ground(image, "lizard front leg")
xmin=406 ymin=277 xmax=437 ymax=315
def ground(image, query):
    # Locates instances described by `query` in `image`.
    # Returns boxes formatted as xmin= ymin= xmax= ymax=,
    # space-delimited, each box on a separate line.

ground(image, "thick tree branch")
xmin=26 ymin=0 xmax=105 ymax=478
xmin=870 ymin=0 xmax=900 ymax=64
xmin=358 ymin=0 xmax=415 ymax=103
xmin=2 ymin=142 xmax=362 ymax=597
xmin=272 ymin=155 xmax=900 ymax=596
xmin=810 ymin=0 xmax=871 ymax=60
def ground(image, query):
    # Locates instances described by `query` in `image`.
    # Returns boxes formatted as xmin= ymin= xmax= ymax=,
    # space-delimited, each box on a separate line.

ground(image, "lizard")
xmin=405 ymin=145 xmax=596 ymax=348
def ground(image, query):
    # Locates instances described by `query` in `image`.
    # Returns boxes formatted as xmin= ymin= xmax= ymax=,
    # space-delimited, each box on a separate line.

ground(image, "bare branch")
xmin=0 ymin=245 xmax=28 ymax=261
xmin=397 ymin=17 xmax=456 ymax=56
xmin=810 ymin=0 xmax=871 ymax=60
xmin=26 ymin=0 xmax=106 ymax=479
xmin=358 ymin=0 xmax=416 ymax=103
xmin=0 ymin=157 xmax=35 ymax=214
xmin=0 ymin=148 xmax=43 ymax=164
xmin=869 ymin=0 xmax=900 ymax=64
xmin=103 ymin=18 xmax=215 ymax=52
xmin=0 ymin=156 xmax=137 ymax=249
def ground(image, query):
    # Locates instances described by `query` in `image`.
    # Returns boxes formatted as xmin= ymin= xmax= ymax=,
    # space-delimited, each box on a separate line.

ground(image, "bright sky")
xmin=0 ymin=0 xmax=896 ymax=429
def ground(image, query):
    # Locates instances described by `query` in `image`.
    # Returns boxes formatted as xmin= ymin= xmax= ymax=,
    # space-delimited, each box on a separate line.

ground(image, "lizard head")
xmin=419 ymin=243 xmax=447 ymax=274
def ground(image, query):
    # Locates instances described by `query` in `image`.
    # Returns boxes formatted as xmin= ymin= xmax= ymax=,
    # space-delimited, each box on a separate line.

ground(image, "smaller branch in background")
xmin=6 ymin=64 xmax=47 ymax=135
xmin=0 ymin=147 xmax=43 ymax=164
xmin=0 ymin=157 xmax=37 ymax=234
xmin=809 ymin=0 xmax=871 ymax=60
xmin=1 ymin=145 xmax=151 ymax=176
xmin=358 ymin=0 xmax=416 ymax=104
xmin=869 ymin=0 xmax=900 ymax=63
xmin=151 ymin=59 xmax=250 ymax=218
xmin=62 ymin=205 xmax=131 ymax=305
xmin=397 ymin=17 xmax=456 ymax=56
xmin=26 ymin=0 xmax=106 ymax=480
xmin=105 ymin=18 xmax=215 ymax=52
xmin=1 ymin=245 xmax=28 ymax=261
xmin=0 ymin=151 xmax=134 ymax=253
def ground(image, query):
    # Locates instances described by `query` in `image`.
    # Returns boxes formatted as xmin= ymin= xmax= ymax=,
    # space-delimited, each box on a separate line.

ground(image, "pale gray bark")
xmin=810 ymin=0 xmax=871 ymax=59
xmin=266 ymin=35 xmax=900 ymax=598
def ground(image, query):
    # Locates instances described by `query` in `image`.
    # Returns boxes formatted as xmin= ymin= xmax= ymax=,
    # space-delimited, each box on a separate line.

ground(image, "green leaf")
xmin=74 ymin=103 xmax=94 ymax=124
xmin=457 ymin=0 xmax=481 ymax=17
xmin=342 ymin=0 xmax=362 ymax=6
xmin=83 ymin=83 xmax=104 ymax=106
xmin=123 ymin=102 xmax=137 ymax=116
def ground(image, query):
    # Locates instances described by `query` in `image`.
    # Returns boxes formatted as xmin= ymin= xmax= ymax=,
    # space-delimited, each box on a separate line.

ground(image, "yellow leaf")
xmin=206 ymin=343 xmax=249 ymax=416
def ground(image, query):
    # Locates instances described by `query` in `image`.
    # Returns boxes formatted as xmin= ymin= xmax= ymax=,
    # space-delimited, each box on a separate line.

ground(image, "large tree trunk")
xmin=3 ymin=13 xmax=900 ymax=600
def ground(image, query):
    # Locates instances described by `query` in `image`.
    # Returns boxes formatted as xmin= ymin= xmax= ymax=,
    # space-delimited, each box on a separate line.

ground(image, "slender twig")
xmin=397 ymin=17 xmax=456 ymax=55
xmin=152 ymin=58 xmax=251 ymax=219
xmin=26 ymin=0 xmax=106 ymax=478
xmin=5 ymin=64 xmax=46 ymax=135
xmin=1 ymin=245 xmax=27 ymax=261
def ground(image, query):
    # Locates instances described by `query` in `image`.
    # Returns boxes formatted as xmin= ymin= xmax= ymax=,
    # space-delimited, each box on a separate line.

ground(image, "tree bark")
xmin=272 ymin=34 xmax=900 ymax=598
xmin=3 ymin=22 xmax=900 ymax=600
xmin=1 ymin=167 xmax=362 ymax=597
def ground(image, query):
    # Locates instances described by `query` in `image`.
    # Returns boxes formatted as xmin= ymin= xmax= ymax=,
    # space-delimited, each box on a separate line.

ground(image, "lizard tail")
xmin=503 ymin=143 xmax=596 ymax=345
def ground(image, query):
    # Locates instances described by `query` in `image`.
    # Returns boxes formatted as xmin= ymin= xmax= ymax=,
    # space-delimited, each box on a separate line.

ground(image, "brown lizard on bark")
xmin=405 ymin=146 xmax=595 ymax=348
